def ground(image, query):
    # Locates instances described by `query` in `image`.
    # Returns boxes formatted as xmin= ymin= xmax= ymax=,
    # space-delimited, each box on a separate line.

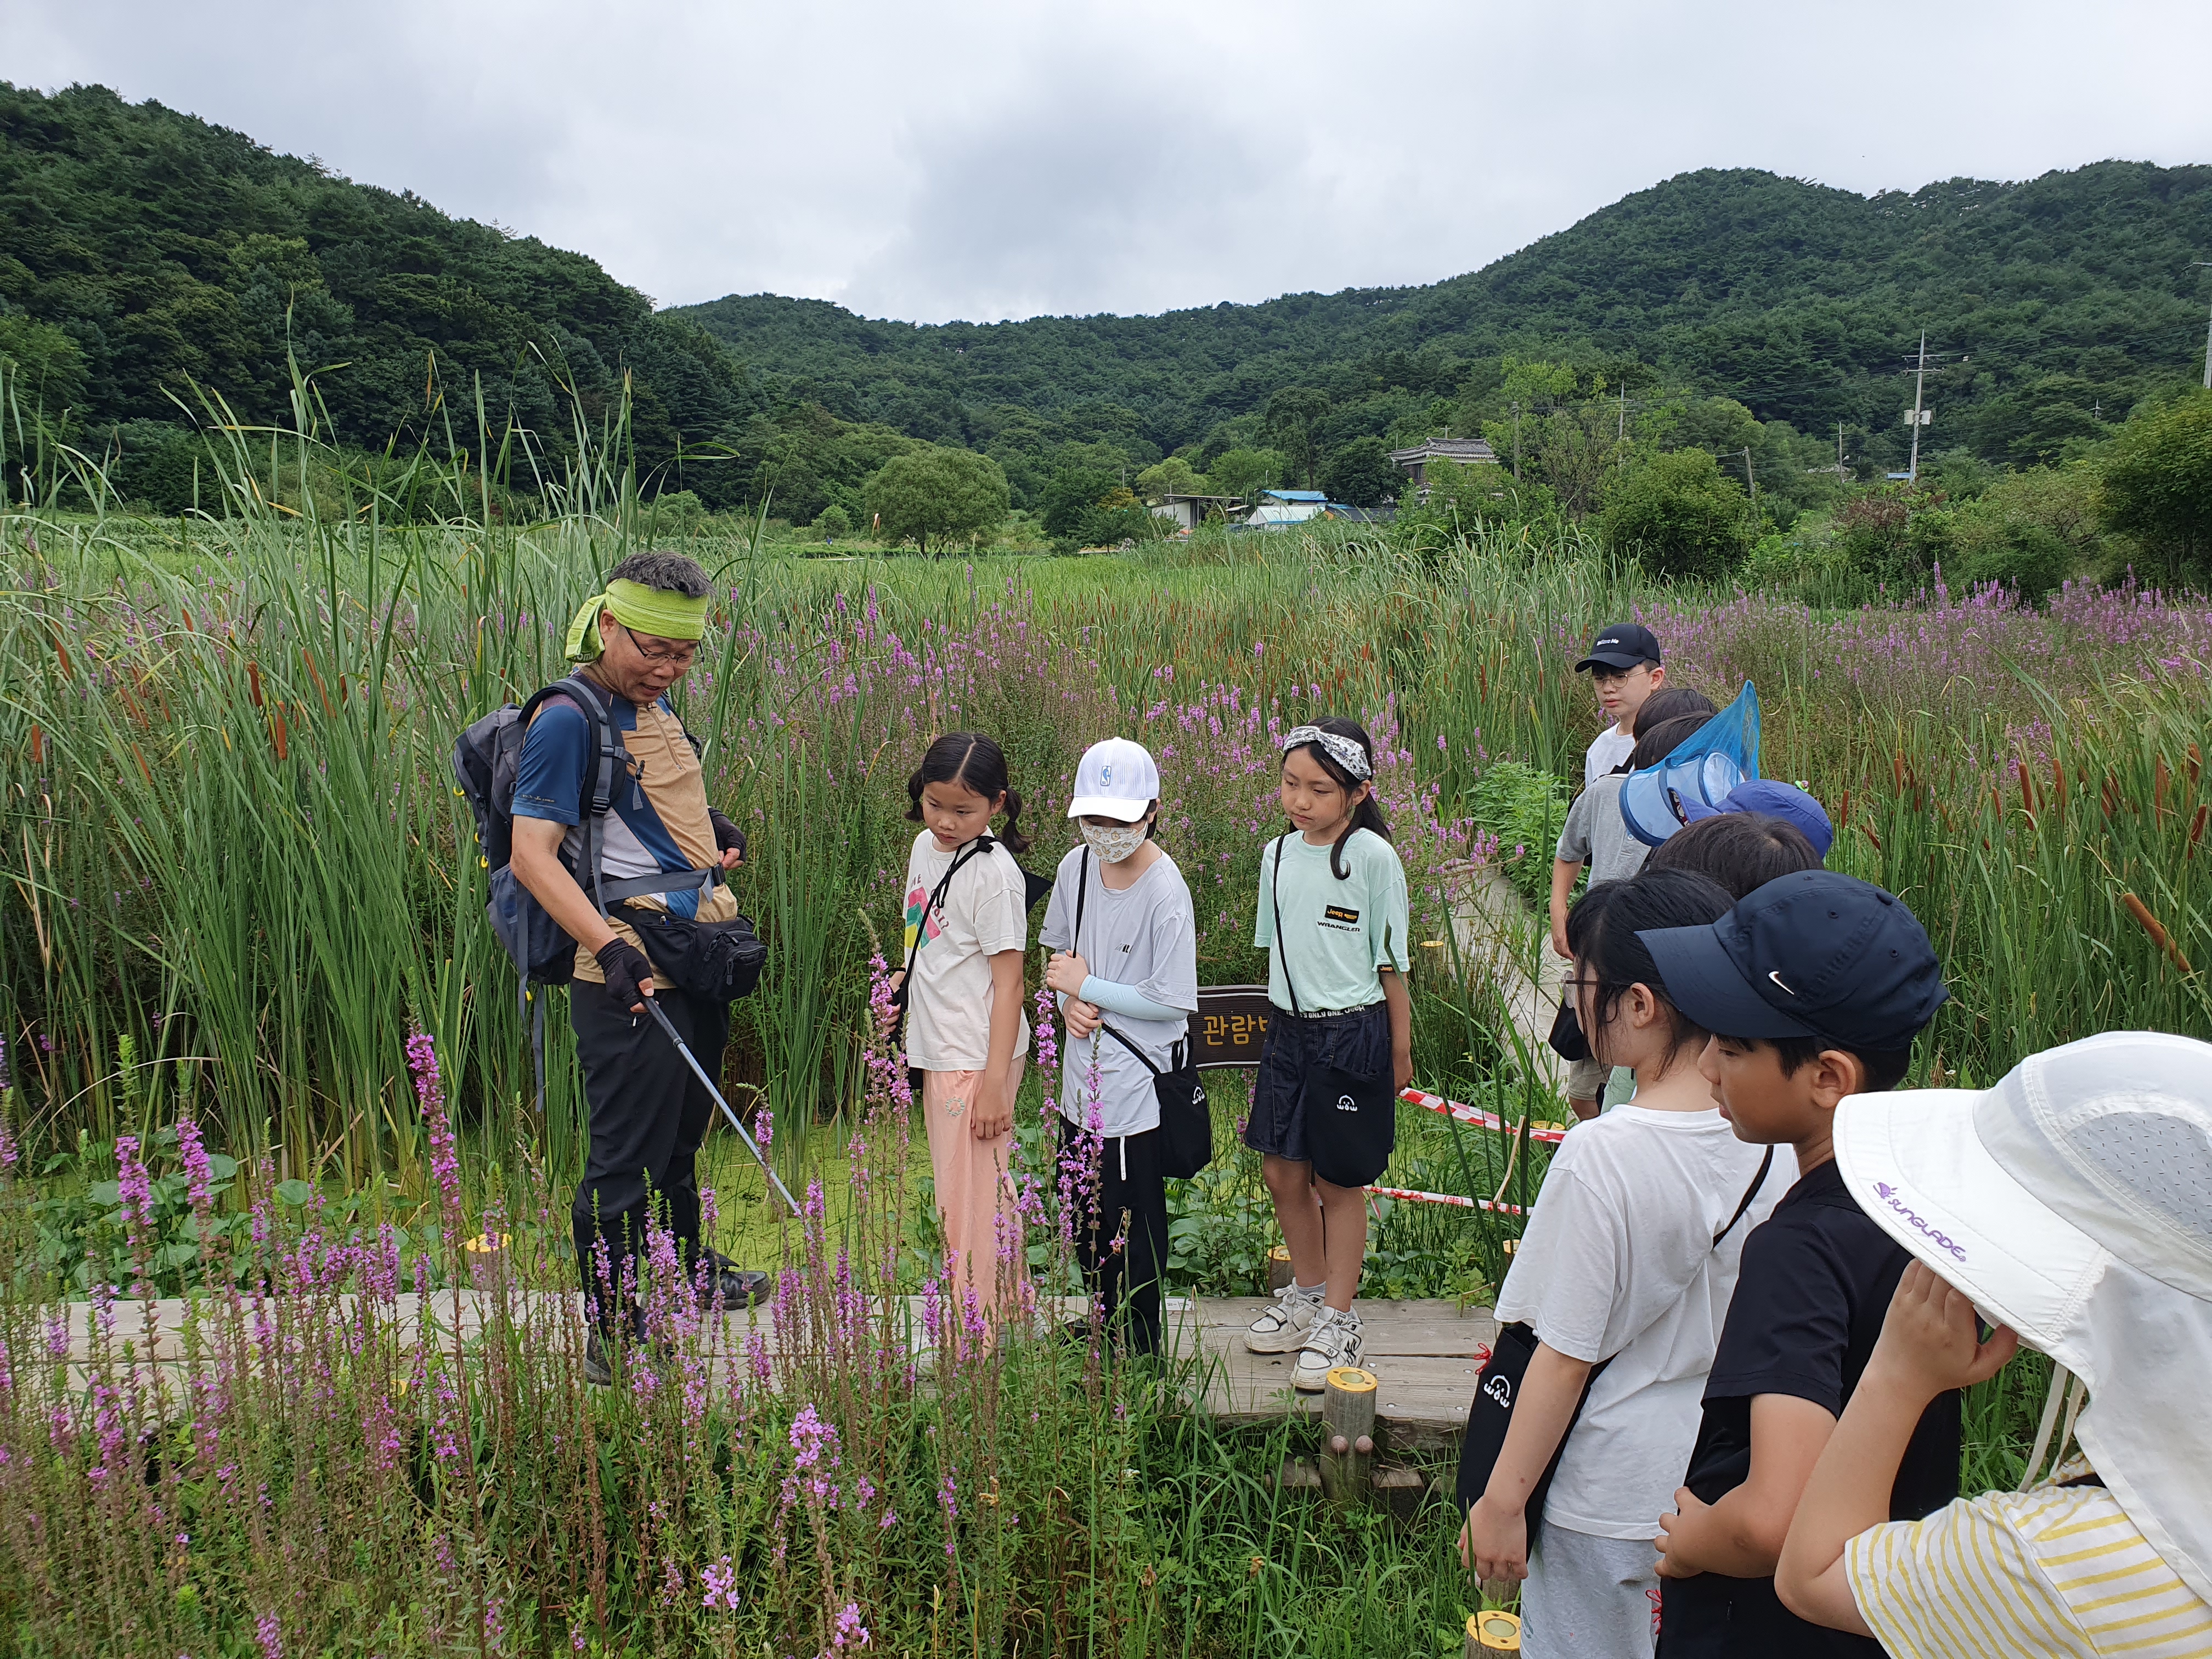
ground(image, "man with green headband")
xmin=511 ymin=551 xmax=768 ymax=1382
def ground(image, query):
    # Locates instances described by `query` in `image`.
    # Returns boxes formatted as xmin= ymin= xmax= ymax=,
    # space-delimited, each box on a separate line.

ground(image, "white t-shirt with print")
xmin=1584 ymin=724 xmax=1635 ymax=786
xmin=901 ymin=830 xmax=1031 ymax=1071
xmin=1492 ymin=1105 xmax=1792 ymax=1540
xmin=1037 ymin=846 xmax=1199 ymax=1138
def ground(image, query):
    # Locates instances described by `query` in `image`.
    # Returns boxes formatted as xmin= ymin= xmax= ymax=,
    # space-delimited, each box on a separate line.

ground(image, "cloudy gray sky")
xmin=8 ymin=0 xmax=2210 ymax=323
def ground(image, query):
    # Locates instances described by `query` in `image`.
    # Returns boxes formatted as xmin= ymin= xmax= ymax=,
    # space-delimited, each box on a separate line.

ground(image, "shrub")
xmin=1602 ymin=449 xmax=1749 ymax=579
xmin=814 ymin=503 xmax=853 ymax=539
xmin=1466 ymin=759 xmax=1572 ymax=913
xmin=2101 ymin=389 xmax=2212 ymax=584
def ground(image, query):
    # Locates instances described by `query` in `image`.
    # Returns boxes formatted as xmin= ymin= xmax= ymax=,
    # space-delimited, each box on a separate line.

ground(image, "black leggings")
xmin=1057 ymin=1119 xmax=1171 ymax=1356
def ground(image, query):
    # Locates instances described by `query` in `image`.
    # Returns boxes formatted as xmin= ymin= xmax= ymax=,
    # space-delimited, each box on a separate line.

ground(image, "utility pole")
xmin=1617 ymin=385 xmax=1626 ymax=445
xmin=1741 ymin=446 xmax=1758 ymax=522
xmin=2198 ymin=264 xmax=2212 ymax=390
xmin=1511 ymin=400 xmax=1522 ymax=482
xmin=1906 ymin=330 xmax=1930 ymax=484
xmin=1836 ymin=421 xmax=1848 ymax=482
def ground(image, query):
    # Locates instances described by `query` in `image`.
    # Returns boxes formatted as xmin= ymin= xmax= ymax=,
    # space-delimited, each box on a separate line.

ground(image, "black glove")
xmin=596 ymin=938 xmax=654 ymax=1010
xmin=709 ymin=808 xmax=746 ymax=865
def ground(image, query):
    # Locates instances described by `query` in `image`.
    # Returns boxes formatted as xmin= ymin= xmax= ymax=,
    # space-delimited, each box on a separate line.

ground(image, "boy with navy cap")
xmin=1573 ymin=622 xmax=1665 ymax=786
xmin=1639 ymin=871 xmax=1957 ymax=1658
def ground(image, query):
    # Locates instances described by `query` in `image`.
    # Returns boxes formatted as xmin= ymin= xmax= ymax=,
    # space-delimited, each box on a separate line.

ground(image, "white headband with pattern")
xmin=1280 ymin=724 xmax=1374 ymax=781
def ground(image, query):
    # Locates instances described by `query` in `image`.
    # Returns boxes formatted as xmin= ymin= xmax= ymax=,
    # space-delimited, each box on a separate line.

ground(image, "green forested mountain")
xmin=680 ymin=163 xmax=2212 ymax=481
xmin=2 ymin=76 xmax=2207 ymax=520
xmin=0 ymin=81 xmax=760 ymax=505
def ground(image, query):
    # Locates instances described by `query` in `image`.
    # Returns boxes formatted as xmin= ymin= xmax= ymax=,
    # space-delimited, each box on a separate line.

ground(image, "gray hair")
xmin=607 ymin=550 xmax=711 ymax=599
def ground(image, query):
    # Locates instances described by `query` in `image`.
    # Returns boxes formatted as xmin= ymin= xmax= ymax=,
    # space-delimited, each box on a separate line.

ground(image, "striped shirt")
xmin=1844 ymin=1466 xmax=2212 ymax=1658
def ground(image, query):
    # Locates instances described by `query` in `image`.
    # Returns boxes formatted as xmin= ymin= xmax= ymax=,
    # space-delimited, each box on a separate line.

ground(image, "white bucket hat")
xmin=1067 ymin=737 xmax=1159 ymax=822
xmin=1834 ymin=1030 xmax=2212 ymax=1605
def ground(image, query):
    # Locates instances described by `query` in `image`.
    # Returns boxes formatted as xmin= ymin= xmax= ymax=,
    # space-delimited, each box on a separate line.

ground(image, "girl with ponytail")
xmin=892 ymin=732 xmax=1034 ymax=1338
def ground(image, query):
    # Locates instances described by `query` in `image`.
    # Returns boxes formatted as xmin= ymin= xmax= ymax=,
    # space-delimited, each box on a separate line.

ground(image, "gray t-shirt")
xmin=1556 ymin=774 xmax=1648 ymax=886
xmin=1039 ymin=845 xmax=1198 ymax=1138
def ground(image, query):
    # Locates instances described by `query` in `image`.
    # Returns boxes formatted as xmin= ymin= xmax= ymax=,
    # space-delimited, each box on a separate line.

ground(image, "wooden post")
xmin=1265 ymin=1246 xmax=1294 ymax=1294
xmin=1466 ymin=1610 xmax=1522 ymax=1654
xmin=1318 ymin=1365 xmax=1378 ymax=1503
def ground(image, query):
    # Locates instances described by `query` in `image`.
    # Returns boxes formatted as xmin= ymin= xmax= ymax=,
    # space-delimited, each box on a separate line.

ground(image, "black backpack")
xmin=454 ymin=673 xmax=631 ymax=988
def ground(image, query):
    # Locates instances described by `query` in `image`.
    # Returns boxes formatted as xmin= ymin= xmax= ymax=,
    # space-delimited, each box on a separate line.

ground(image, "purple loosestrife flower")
xmin=176 ymin=1111 xmax=214 ymax=1212
xmin=115 ymin=1135 xmax=154 ymax=1231
xmin=833 ymin=1603 xmax=873 ymax=1650
xmin=406 ymin=1028 xmax=461 ymax=1224
xmin=256 ymin=1611 xmax=283 ymax=1659
xmin=701 ymin=1556 xmax=740 ymax=1611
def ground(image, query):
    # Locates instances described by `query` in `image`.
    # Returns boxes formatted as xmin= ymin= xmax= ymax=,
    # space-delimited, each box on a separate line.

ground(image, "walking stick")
xmin=641 ymin=997 xmax=803 ymax=1218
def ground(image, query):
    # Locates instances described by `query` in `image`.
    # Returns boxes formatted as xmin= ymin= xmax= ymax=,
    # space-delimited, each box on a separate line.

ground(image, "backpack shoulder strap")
xmin=900 ymin=837 xmax=995 ymax=980
xmin=518 ymin=673 xmax=626 ymax=916
xmin=1713 ymin=1146 xmax=1777 ymax=1248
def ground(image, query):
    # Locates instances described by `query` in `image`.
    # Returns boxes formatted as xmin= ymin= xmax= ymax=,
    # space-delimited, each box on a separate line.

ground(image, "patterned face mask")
xmin=1080 ymin=819 xmax=1149 ymax=864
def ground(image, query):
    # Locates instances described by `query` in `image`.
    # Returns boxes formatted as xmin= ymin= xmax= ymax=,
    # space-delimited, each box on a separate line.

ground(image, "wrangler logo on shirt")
xmin=1322 ymin=904 xmax=1361 ymax=926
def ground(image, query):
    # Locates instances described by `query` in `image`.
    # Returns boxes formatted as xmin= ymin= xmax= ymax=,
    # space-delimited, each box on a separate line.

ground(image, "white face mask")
xmin=1080 ymin=819 xmax=1149 ymax=864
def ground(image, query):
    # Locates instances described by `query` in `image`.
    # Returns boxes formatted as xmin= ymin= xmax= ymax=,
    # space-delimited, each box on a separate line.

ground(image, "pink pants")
xmin=921 ymin=1063 xmax=1030 ymax=1337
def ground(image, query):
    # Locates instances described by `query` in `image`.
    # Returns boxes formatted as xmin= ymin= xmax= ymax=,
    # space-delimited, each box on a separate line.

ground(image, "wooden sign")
xmin=1192 ymin=985 xmax=1275 ymax=1070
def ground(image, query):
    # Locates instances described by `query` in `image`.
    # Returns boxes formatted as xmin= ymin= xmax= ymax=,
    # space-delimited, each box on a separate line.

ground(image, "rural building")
xmin=1389 ymin=437 xmax=1498 ymax=495
xmin=1149 ymin=493 xmax=1248 ymax=532
xmin=1243 ymin=489 xmax=1330 ymax=527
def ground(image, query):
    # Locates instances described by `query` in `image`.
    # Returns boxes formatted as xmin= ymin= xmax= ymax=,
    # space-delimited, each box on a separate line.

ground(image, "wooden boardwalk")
xmin=54 ymin=1290 xmax=1493 ymax=1448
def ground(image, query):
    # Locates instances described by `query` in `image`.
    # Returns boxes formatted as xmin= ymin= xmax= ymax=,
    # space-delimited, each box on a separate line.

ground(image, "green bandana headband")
xmin=564 ymin=578 xmax=710 ymax=662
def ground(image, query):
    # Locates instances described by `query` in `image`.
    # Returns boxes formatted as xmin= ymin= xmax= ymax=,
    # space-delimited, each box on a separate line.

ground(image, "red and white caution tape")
xmin=1365 ymin=1183 xmax=1526 ymax=1217
xmin=1400 ymin=1086 xmax=1570 ymax=1146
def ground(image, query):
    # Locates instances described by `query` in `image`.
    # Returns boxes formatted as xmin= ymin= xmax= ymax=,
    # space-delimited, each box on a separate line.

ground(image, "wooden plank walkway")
xmin=54 ymin=1291 xmax=1493 ymax=1448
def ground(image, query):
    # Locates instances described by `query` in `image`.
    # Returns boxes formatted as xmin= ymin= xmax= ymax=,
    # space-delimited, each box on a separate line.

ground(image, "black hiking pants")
xmin=1057 ymin=1121 xmax=1171 ymax=1356
xmin=569 ymin=978 xmax=726 ymax=1334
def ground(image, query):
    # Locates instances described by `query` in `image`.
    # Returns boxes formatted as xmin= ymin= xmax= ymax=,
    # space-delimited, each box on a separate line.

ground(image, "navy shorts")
xmin=1243 ymin=1001 xmax=1392 ymax=1164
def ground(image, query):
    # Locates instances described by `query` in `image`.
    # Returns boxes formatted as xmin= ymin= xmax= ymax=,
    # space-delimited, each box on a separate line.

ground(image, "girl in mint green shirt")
xmin=1240 ymin=715 xmax=1413 ymax=1390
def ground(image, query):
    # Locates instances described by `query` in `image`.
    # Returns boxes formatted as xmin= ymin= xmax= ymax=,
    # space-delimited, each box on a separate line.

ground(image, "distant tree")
xmin=1319 ymin=437 xmax=1400 ymax=507
xmin=1265 ymin=388 xmax=1331 ymax=488
xmin=1041 ymin=466 xmax=1120 ymax=539
xmin=648 ymin=489 xmax=709 ymax=535
xmin=1207 ymin=447 xmax=1283 ymax=499
xmin=1602 ymin=450 xmax=1750 ymax=579
xmin=862 ymin=446 xmax=1010 ymax=555
xmin=2101 ymin=390 xmax=2212 ymax=582
xmin=1136 ymin=456 xmax=1204 ymax=499
xmin=815 ymin=503 xmax=853 ymax=539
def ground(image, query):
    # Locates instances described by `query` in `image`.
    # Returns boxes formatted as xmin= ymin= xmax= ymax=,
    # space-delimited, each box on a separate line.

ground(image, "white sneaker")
xmin=1244 ymin=1282 xmax=1325 ymax=1353
xmin=1291 ymin=1306 xmax=1364 ymax=1391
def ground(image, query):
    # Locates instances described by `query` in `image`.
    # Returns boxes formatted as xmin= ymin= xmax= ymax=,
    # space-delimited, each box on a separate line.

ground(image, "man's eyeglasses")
xmin=612 ymin=622 xmax=698 ymax=669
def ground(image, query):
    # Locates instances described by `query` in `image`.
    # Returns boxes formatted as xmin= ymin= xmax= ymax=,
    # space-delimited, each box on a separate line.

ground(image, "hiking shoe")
xmin=1244 ymin=1280 xmax=1325 ymax=1353
xmin=583 ymin=1330 xmax=614 ymax=1388
xmin=702 ymin=1251 xmax=771 ymax=1310
xmin=1291 ymin=1306 xmax=1363 ymax=1392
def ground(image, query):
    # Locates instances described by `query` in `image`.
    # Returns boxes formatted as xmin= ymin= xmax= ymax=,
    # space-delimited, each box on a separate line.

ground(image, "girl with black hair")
xmin=893 ymin=732 xmax=1034 ymax=1340
xmin=1241 ymin=715 xmax=1413 ymax=1390
xmin=1459 ymin=869 xmax=1794 ymax=1657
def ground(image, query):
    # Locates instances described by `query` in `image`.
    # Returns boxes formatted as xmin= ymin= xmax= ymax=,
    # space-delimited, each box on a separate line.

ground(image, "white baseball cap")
xmin=1834 ymin=1030 xmax=2212 ymax=1603
xmin=1067 ymin=738 xmax=1159 ymax=822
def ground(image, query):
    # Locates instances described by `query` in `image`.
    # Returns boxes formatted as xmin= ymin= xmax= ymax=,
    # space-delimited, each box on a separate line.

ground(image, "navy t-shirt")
xmin=1657 ymin=1158 xmax=1961 ymax=1659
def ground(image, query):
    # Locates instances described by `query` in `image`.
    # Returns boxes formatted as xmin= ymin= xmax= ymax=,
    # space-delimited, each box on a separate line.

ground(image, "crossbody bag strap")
xmin=1075 ymin=848 xmax=1189 ymax=1076
xmin=1268 ymin=833 xmax=1304 ymax=1016
xmin=1712 ymin=1146 xmax=1777 ymax=1248
xmin=901 ymin=837 xmax=993 ymax=983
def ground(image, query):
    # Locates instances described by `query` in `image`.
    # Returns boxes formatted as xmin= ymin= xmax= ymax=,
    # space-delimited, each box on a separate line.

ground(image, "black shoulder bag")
xmin=1069 ymin=848 xmax=1213 ymax=1179
xmin=1269 ymin=833 xmax=1397 ymax=1189
xmin=1454 ymin=1146 xmax=1776 ymax=1528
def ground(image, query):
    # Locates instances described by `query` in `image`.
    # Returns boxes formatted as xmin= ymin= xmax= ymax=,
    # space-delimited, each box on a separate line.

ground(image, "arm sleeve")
xmin=1371 ymin=845 xmax=1411 ymax=975
xmin=1079 ymin=977 xmax=1183 ymax=1021
xmin=1490 ymin=1155 xmax=1626 ymax=1364
xmin=512 ymin=702 xmax=589 ymax=825
xmin=1556 ymin=790 xmax=1593 ymax=864
xmin=1703 ymin=1224 xmax=1855 ymax=1412
xmin=1252 ymin=840 xmax=1277 ymax=950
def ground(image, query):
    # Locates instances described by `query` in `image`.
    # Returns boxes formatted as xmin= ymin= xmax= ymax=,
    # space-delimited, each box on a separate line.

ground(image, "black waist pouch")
xmin=615 ymin=904 xmax=766 ymax=1003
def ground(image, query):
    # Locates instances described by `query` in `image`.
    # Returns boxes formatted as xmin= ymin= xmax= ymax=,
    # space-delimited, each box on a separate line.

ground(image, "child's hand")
xmin=1043 ymin=951 xmax=1090 ymax=997
xmin=1063 ymin=998 xmax=1102 ymax=1040
xmin=887 ymin=969 xmax=906 ymax=997
xmin=1867 ymin=1260 xmax=2019 ymax=1401
xmin=972 ymin=1070 xmax=1013 ymax=1141
xmin=1458 ymin=1493 xmax=1528 ymax=1586
xmin=1550 ymin=925 xmax=1571 ymax=961
xmin=1392 ymin=1044 xmax=1413 ymax=1092
xmin=1654 ymin=1487 xmax=1708 ymax=1579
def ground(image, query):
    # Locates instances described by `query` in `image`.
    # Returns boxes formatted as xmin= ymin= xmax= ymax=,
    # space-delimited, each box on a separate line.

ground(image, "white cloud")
xmin=5 ymin=0 xmax=2208 ymax=322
